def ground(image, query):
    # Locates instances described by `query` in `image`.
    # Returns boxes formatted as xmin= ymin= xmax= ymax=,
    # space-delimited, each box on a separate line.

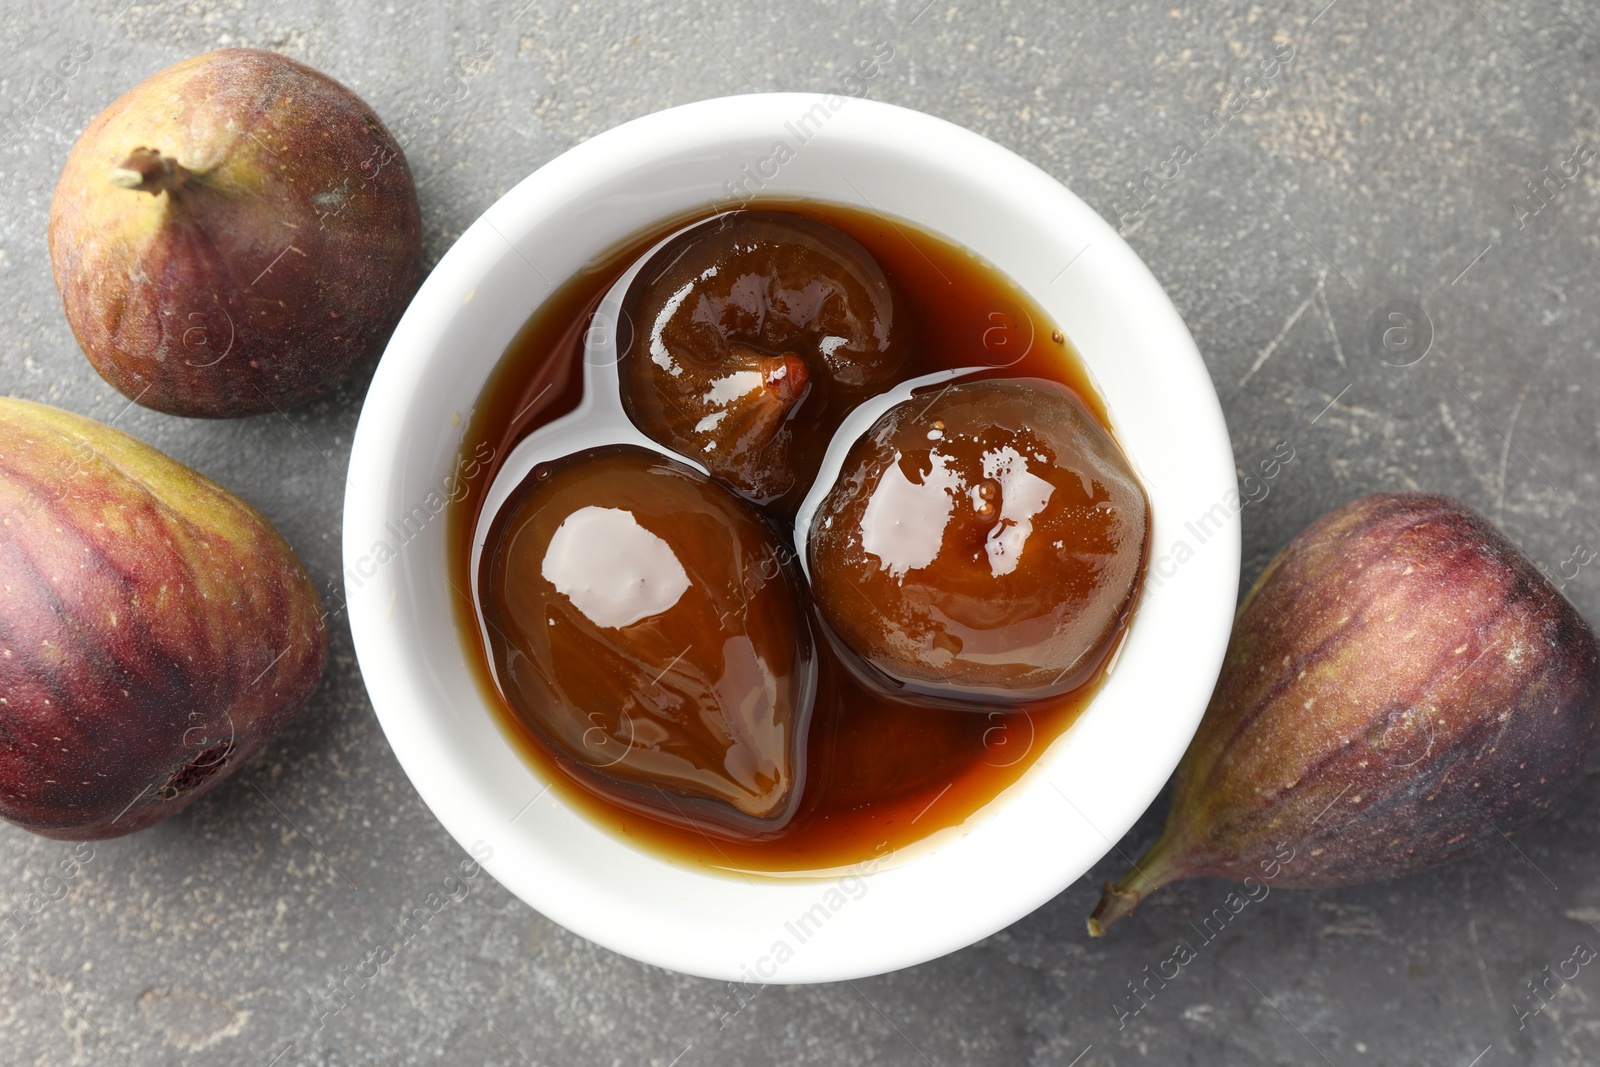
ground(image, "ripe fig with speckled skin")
xmin=49 ymin=48 xmax=422 ymax=418
xmin=0 ymin=398 xmax=327 ymax=839
xmin=1089 ymin=493 xmax=1600 ymax=934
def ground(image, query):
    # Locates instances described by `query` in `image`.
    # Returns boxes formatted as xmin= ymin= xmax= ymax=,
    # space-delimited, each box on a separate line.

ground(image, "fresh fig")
xmin=0 ymin=398 xmax=327 ymax=838
xmin=1089 ymin=492 xmax=1600 ymax=934
xmin=48 ymin=48 xmax=422 ymax=418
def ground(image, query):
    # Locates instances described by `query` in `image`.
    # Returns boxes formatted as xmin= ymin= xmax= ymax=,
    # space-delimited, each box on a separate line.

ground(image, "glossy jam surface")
xmin=619 ymin=211 xmax=905 ymax=511
xmin=480 ymin=445 xmax=814 ymax=837
xmin=451 ymin=200 xmax=1142 ymax=873
xmin=809 ymin=378 xmax=1149 ymax=705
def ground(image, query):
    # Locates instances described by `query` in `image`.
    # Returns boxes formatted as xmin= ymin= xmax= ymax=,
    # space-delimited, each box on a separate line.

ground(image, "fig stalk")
xmin=109 ymin=147 xmax=189 ymax=194
xmin=1087 ymin=834 xmax=1183 ymax=936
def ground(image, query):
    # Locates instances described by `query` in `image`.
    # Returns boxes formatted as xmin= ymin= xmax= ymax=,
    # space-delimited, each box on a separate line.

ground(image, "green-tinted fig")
xmin=49 ymin=48 xmax=422 ymax=418
xmin=0 ymin=398 xmax=327 ymax=839
xmin=1090 ymin=493 xmax=1600 ymax=934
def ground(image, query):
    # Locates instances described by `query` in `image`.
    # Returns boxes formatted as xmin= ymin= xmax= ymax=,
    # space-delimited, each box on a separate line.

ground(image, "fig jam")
xmin=450 ymin=200 xmax=1144 ymax=873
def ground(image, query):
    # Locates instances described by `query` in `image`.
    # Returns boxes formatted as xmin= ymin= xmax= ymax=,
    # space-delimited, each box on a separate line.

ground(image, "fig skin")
xmin=0 ymin=398 xmax=327 ymax=839
xmin=1090 ymin=493 xmax=1600 ymax=934
xmin=48 ymin=48 xmax=423 ymax=418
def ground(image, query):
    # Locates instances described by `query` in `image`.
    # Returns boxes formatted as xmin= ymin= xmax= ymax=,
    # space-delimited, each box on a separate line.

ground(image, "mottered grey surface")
xmin=2 ymin=1 xmax=1599 ymax=1064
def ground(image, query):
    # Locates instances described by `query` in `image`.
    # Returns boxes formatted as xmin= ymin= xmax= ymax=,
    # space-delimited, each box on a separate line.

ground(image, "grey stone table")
xmin=3 ymin=1 xmax=1599 ymax=1063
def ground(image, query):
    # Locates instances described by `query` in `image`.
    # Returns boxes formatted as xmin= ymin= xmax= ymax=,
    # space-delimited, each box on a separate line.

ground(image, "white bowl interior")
xmin=344 ymin=93 xmax=1239 ymax=983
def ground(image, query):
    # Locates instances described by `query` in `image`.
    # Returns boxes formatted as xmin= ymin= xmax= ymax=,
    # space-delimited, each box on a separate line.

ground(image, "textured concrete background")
xmin=3 ymin=0 xmax=1600 ymax=1064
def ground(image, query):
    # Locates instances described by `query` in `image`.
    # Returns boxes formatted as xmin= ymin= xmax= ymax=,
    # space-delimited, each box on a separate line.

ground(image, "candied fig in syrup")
xmin=480 ymin=445 xmax=815 ymax=835
xmin=619 ymin=211 xmax=904 ymax=507
xmin=807 ymin=378 xmax=1149 ymax=706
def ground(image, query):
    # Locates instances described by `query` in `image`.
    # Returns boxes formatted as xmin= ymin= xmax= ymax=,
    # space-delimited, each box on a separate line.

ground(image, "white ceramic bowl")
xmin=344 ymin=93 xmax=1239 ymax=983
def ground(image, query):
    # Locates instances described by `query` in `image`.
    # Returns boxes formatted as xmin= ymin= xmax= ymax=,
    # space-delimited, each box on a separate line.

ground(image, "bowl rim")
xmin=344 ymin=91 xmax=1240 ymax=983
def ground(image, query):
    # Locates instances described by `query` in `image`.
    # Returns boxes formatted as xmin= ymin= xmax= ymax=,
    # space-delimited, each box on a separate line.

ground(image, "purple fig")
xmin=0 ymin=398 xmax=327 ymax=838
xmin=48 ymin=48 xmax=422 ymax=418
xmin=1090 ymin=493 xmax=1600 ymax=934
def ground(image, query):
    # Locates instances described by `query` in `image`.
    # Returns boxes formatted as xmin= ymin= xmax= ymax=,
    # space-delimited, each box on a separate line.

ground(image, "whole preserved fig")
xmin=0 ymin=398 xmax=327 ymax=839
xmin=1090 ymin=493 xmax=1600 ymax=934
xmin=49 ymin=48 xmax=423 ymax=418
xmin=479 ymin=444 xmax=815 ymax=836
xmin=619 ymin=210 xmax=904 ymax=508
xmin=807 ymin=377 xmax=1148 ymax=707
